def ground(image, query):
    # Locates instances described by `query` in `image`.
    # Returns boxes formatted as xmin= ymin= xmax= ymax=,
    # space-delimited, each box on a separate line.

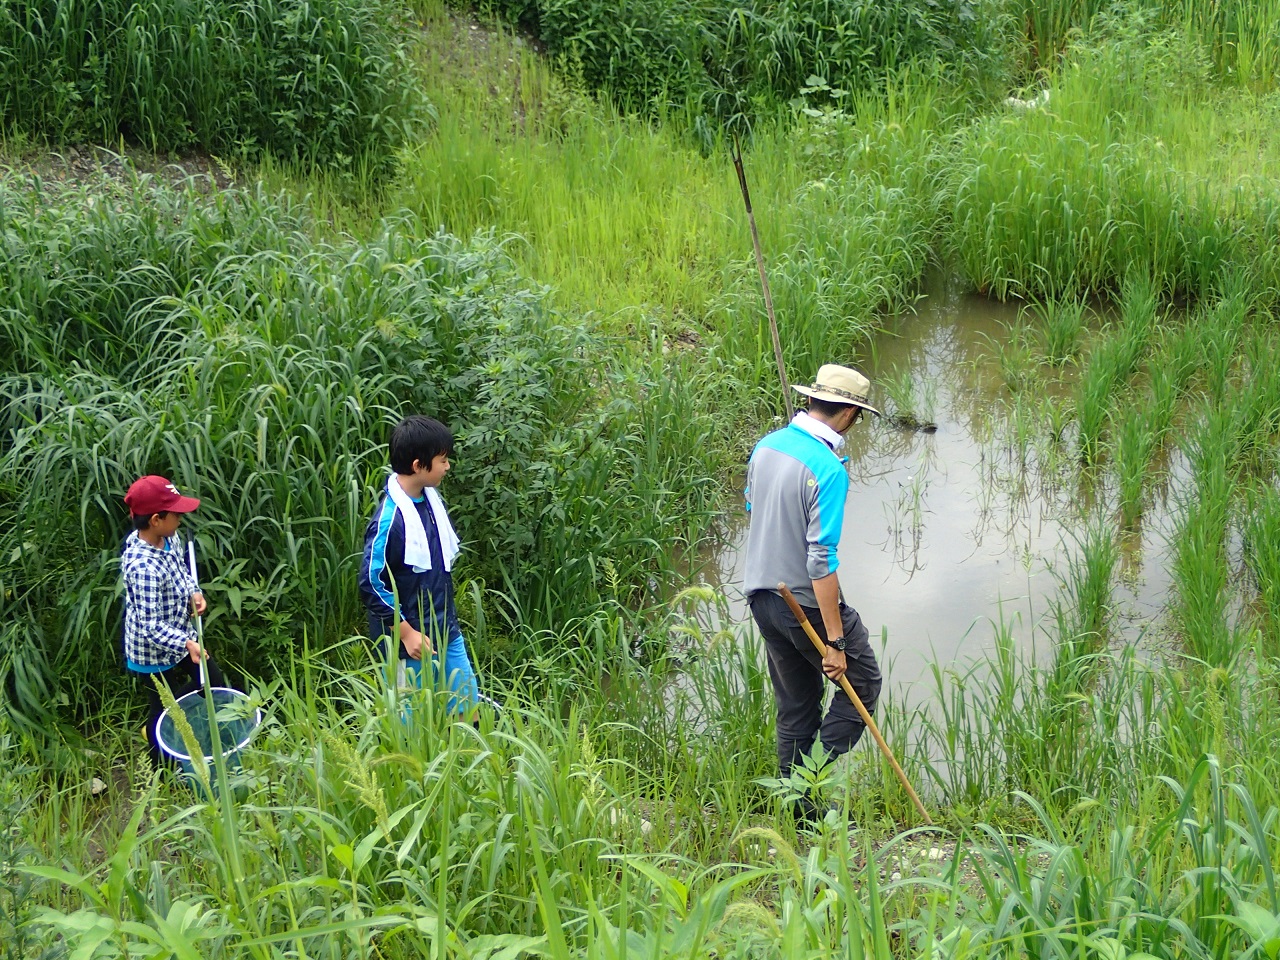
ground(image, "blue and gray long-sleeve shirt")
xmin=742 ymin=414 xmax=849 ymax=609
xmin=358 ymin=491 xmax=460 ymax=655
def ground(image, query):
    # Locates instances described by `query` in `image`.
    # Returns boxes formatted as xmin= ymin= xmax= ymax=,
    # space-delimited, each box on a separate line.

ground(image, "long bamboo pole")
xmin=733 ymin=136 xmax=794 ymax=420
xmin=778 ymin=583 xmax=932 ymax=825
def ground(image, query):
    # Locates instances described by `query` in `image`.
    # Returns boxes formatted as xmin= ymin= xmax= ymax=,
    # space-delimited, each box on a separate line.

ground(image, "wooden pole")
xmin=733 ymin=135 xmax=794 ymax=420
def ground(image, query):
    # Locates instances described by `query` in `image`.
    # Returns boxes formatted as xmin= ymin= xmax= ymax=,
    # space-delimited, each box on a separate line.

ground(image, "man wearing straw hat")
xmin=743 ymin=364 xmax=883 ymax=821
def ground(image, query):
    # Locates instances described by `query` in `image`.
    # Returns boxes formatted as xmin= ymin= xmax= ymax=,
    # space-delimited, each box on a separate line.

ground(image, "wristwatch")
xmin=829 ymin=635 xmax=848 ymax=652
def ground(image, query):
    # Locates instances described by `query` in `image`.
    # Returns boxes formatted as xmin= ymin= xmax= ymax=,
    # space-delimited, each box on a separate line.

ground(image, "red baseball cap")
xmin=124 ymin=475 xmax=201 ymax=516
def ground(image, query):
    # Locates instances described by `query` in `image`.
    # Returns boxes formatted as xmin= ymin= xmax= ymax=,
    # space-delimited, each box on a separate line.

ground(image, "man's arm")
xmin=812 ymin=572 xmax=847 ymax=680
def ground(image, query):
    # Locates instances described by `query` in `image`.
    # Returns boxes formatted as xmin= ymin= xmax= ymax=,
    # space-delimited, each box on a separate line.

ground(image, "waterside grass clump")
xmin=944 ymin=24 xmax=1279 ymax=305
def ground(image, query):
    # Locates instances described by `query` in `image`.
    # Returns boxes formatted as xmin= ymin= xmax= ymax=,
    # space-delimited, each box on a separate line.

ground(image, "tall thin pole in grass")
xmin=733 ymin=135 xmax=794 ymax=420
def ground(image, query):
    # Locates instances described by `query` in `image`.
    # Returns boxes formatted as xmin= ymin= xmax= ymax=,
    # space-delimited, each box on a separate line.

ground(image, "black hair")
xmin=132 ymin=511 xmax=172 ymax=531
xmin=808 ymin=397 xmax=858 ymax=419
xmin=389 ymin=415 xmax=455 ymax=474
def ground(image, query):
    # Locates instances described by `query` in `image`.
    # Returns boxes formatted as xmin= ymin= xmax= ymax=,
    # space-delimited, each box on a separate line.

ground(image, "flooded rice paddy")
xmin=702 ymin=275 xmax=1188 ymax=705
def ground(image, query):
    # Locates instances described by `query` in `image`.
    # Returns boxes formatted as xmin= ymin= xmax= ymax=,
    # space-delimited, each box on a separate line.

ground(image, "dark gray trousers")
xmin=749 ymin=590 xmax=882 ymax=777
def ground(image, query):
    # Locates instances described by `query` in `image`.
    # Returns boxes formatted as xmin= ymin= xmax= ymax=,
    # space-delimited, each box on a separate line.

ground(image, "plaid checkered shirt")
xmin=121 ymin=531 xmax=198 ymax=668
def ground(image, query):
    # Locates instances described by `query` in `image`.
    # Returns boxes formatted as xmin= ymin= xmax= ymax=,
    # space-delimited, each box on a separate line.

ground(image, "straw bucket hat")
xmin=792 ymin=364 xmax=881 ymax=416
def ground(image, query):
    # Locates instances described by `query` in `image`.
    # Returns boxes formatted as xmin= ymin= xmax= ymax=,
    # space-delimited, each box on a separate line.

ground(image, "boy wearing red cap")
xmin=121 ymin=475 xmax=223 ymax=757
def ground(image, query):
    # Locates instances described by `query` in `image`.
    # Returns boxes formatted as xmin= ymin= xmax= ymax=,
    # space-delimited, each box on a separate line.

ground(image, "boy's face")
xmin=151 ymin=512 xmax=183 ymax=538
xmin=415 ymin=453 xmax=451 ymax=487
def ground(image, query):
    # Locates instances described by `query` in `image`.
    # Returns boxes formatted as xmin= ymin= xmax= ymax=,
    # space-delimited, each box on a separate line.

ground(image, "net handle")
xmin=186 ymin=539 xmax=206 ymax=688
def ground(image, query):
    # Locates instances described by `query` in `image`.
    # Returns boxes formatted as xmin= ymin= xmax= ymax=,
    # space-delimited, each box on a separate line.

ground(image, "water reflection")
xmin=701 ymin=275 xmax=1180 ymax=706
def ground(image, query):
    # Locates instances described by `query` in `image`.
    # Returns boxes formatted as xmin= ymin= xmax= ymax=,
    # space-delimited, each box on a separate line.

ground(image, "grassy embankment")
xmin=4 ymin=0 xmax=1280 ymax=956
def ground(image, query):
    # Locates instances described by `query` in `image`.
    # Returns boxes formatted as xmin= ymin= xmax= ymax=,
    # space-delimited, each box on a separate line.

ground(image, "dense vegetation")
xmin=0 ymin=0 xmax=423 ymax=170
xmin=3 ymin=0 xmax=1280 ymax=956
xmin=0 ymin=182 xmax=727 ymax=724
xmin=466 ymin=0 xmax=1280 ymax=120
xmin=471 ymin=0 xmax=1000 ymax=124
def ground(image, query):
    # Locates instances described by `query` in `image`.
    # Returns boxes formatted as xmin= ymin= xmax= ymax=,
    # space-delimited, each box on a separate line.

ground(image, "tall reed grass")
xmin=464 ymin=0 xmax=1002 ymax=124
xmin=943 ymin=31 xmax=1280 ymax=304
xmin=1161 ymin=0 xmax=1280 ymax=89
xmin=0 ymin=0 xmax=423 ymax=172
xmin=1013 ymin=0 xmax=1111 ymax=70
xmin=0 ymin=178 xmax=730 ymax=725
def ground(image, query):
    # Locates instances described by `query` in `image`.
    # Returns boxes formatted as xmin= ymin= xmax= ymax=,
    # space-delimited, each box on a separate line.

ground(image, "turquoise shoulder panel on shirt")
xmin=756 ymin=424 xmax=847 ymax=485
xmin=759 ymin=424 xmax=848 ymax=554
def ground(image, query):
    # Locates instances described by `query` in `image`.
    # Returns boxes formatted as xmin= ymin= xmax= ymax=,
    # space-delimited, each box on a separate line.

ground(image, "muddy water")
xmin=702 ymin=275 xmax=1182 ymax=706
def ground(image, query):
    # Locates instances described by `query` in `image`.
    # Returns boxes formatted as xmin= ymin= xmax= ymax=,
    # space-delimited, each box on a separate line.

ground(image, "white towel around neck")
xmin=385 ymin=475 xmax=460 ymax=573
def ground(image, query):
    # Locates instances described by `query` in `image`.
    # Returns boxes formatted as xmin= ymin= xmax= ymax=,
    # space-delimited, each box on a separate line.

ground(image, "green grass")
xmin=381 ymin=23 xmax=944 ymax=380
xmin=7 ymin=2 xmax=1280 ymax=956
xmin=877 ymin=361 xmax=938 ymax=428
xmin=8 ymin=595 xmax=1280 ymax=958
xmin=1160 ymin=0 xmax=1280 ymax=90
xmin=0 ymin=0 xmax=424 ymax=173
xmin=0 ymin=178 xmax=733 ymax=724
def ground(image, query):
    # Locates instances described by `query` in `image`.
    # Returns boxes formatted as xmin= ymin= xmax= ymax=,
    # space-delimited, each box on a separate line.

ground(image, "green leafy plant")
xmin=0 ymin=0 xmax=425 ymax=173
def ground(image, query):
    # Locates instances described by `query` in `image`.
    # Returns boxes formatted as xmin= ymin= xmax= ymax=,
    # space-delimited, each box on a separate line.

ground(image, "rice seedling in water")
xmin=1171 ymin=409 xmax=1240 ymax=666
xmin=1074 ymin=276 xmax=1158 ymax=466
xmin=1038 ymin=295 xmax=1089 ymax=367
xmin=1075 ymin=342 xmax=1120 ymax=465
xmin=1041 ymin=516 xmax=1119 ymax=758
xmin=1112 ymin=403 xmax=1162 ymax=527
xmin=877 ymin=361 xmax=938 ymax=429
xmin=994 ymin=315 xmax=1038 ymax=393
xmin=1194 ymin=286 xmax=1248 ymax=402
xmin=1058 ymin=516 xmax=1119 ymax=653
xmin=1113 ymin=271 xmax=1158 ymax=373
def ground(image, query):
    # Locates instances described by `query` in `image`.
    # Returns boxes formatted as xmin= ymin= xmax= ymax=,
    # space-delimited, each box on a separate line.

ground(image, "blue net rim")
xmin=155 ymin=686 xmax=262 ymax=762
